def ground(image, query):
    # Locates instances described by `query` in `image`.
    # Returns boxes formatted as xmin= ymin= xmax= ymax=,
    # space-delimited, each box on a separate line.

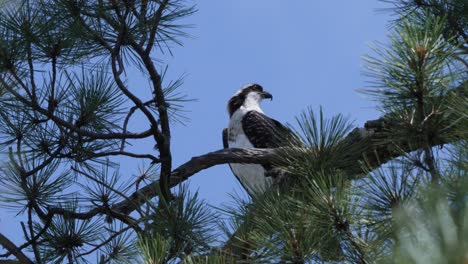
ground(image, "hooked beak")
xmin=261 ymin=91 xmax=273 ymax=100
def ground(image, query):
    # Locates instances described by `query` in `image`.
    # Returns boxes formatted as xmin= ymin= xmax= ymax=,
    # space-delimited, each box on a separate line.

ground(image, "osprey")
xmin=223 ymin=84 xmax=292 ymax=196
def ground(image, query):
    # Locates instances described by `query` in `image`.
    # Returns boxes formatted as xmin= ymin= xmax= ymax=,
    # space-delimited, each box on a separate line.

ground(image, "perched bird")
xmin=223 ymin=84 xmax=293 ymax=195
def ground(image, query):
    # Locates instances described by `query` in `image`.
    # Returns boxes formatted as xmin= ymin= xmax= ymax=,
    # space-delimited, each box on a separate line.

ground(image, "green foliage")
xmin=181 ymin=252 xmax=236 ymax=264
xmin=230 ymin=191 xmax=320 ymax=262
xmin=0 ymin=155 xmax=73 ymax=213
xmin=278 ymin=107 xmax=359 ymax=182
xmin=364 ymin=15 xmax=456 ymax=102
xmin=140 ymin=184 xmax=218 ymax=263
xmin=78 ymin=163 xmax=131 ymax=209
xmin=99 ymin=223 xmax=138 ymax=264
xmin=66 ymin=70 xmax=125 ymax=132
xmin=381 ymin=0 xmax=467 ymax=52
xmin=138 ymin=233 xmax=171 ymax=264
xmin=387 ymin=151 xmax=468 ymax=263
xmin=38 ymin=201 xmax=104 ymax=263
xmin=218 ymin=109 xmax=369 ymax=263
xmin=362 ymin=14 xmax=462 ymax=148
xmin=392 ymin=199 xmax=467 ymax=264
xmin=362 ymin=12 xmax=465 ymax=183
xmin=358 ymin=162 xmax=422 ymax=242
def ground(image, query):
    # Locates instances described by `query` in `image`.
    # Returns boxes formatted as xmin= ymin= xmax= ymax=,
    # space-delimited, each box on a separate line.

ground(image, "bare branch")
xmin=80 ymin=150 xmax=160 ymax=163
xmin=112 ymin=147 xmax=278 ymax=214
xmin=130 ymin=40 xmax=173 ymax=201
xmin=121 ymin=100 xmax=155 ymax=151
xmin=112 ymin=110 xmax=464 ymax=215
xmin=0 ymin=233 xmax=33 ymax=264
xmin=0 ymin=260 xmax=22 ymax=264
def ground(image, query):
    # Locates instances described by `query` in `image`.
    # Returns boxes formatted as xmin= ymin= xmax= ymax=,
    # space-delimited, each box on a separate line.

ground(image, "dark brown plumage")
xmin=241 ymin=111 xmax=291 ymax=148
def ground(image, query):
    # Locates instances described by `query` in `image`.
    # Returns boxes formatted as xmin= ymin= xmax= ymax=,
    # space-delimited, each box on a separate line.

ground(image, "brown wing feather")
xmin=241 ymin=111 xmax=293 ymax=148
xmin=222 ymin=128 xmax=229 ymax=149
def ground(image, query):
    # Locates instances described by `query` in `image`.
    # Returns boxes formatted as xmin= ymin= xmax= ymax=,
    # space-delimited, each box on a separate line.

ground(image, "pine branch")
xmin=78 ymin=150 xmax=160 ymax=163
xmin=112 ymin=90 xmax=466 ymax=215
xmin=0 ymin=78 xmax=155 ymax=141
xmin=0 ymin=233 xmax=33 ymax=264
xmin=128 ymin=30 xmax=173 ymax=202
xmin=113 ymin=148 xmax=278 ymax=214
xmin=77 ymin=1 xmax=173 ymax=201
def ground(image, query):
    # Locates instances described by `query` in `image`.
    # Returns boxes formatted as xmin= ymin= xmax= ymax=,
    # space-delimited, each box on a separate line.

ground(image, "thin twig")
xmin=27 ymin=206 xmax=42 ymax=264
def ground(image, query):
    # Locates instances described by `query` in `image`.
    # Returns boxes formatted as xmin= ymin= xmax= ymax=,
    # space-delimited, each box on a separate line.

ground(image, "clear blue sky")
xmin=0 ymin=0 xmax=393 ymax=255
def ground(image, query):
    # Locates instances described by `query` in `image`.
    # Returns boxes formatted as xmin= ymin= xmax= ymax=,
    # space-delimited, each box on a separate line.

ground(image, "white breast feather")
xmin=228 ymin=106 xmax=272 ymax=195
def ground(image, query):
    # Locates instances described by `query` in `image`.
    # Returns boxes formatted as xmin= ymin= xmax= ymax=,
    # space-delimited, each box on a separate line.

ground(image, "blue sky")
xmin=0 ymin=0 xmax=393 ymax=255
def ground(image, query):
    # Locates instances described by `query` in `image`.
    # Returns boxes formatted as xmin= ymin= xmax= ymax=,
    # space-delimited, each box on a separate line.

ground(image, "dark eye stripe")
xmin=227 ymin=84 xmax=264 ymax=116
xmin=249 ymin=84 xmax=263 ymax=92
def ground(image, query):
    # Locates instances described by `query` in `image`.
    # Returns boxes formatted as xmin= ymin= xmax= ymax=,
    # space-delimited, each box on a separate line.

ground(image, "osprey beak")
xmin=261 ymin=91 xmax=273 ymax=100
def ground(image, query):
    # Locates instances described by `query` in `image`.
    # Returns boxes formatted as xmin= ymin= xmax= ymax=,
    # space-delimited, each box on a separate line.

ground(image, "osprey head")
xmin=227 ymin=83 xmax=273 ymax=117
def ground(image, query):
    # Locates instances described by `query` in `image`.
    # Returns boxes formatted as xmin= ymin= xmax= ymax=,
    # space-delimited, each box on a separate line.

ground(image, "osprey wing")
xmin=222 ymin=128 xmax=229 ymax=149
xmin=241 ymin=110 xmax=294 ymax=148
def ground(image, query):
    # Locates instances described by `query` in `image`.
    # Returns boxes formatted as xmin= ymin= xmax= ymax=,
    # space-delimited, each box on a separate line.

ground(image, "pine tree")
xmin=0 ymin=0 xmax=466 ymax=263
